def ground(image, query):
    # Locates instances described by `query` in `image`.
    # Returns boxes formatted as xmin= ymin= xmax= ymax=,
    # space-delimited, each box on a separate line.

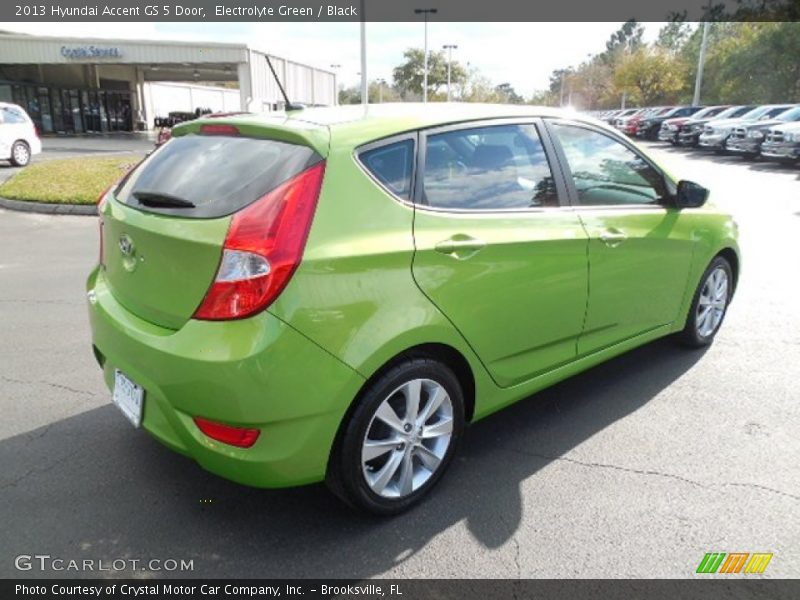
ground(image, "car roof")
xmin=210 ymin=103 xmax=616 ymax=149
xmin=288 ymin=102 xmax=564 ymax=127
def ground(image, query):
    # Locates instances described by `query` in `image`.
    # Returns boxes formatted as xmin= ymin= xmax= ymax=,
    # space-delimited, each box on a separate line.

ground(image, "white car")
xmin=0 ymin=102 xmax=42 ymax=167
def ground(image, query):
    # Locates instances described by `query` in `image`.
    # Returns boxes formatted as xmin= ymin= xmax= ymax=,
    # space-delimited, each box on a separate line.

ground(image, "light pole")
xmin=377 ymin=78 xmax=386 ymax=103
xmin=360 ymin=0 xmax=367 ymax=104
xmin=693 ymin=21 xmax=710 ymax=106
xmin=414 ymin=8 xmax=437 ymax=102
xmin=443 ymin=44 xmax=457 ymax=102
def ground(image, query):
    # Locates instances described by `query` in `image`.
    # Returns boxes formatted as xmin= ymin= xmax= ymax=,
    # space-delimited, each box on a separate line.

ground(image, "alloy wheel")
xmin=361 ymin=378 xmax=454 ymax=499
xmin=696 ymin=267 xmax=729 ymax=338
xmin=13 ymin=143 xmax=30 ymax=166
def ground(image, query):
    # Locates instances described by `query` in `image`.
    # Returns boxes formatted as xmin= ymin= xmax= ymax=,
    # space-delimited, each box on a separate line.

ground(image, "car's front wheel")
xmin=679 ymin=256 xmax=733 ymax=347
xmin=327 ymin=358 xmax=465 ymax=515
xmin=10 ymin=140 xmax=31 ymax=167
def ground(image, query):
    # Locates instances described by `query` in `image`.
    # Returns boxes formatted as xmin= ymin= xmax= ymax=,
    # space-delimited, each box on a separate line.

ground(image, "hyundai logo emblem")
xmin=119 ymin=234 xmax=134 ymax=257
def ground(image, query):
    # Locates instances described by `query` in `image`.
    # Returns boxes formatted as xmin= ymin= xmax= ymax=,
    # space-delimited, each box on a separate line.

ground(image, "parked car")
xmin=698 ymin=104 xmax=795 ymax=152
xmin=620 ymin=107 xmax=673 ymax=136
xmin=760 ymin=121 xmax=800 ymax=164
xmin=725 ymin=105 xmax=800 ymax=159
xmin=602 ymin=109 xmax=627 ymax=125
xmin=0 ymin=102 xmax=42 ymax=167
xmin=676 ymin=105 xmax=756 ymax=147
xmin=657 ymin=105 xmax=730 ymax=144
xmin=87 ymin=104 xmax=740 ymax=514
xmin=609 ymin=108 xmax=642 ymax=129
xmin=636 ymin=106 xmax=704 ymax=140
xmin=614 ymin=108 xmax=647 ymax=130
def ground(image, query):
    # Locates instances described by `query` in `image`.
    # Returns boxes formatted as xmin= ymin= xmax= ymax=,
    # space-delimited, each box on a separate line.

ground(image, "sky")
xmin=1 ymin=21 xmax=663 ymax=97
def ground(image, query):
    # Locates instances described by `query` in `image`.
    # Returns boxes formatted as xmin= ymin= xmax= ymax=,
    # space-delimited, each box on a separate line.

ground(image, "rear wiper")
xmin=133 ymin=190 xmax=196 ymax=208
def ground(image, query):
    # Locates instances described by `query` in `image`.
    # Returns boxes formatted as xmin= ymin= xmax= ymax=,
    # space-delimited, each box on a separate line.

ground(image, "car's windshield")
xmin=662 ymin=107 xmax=684 ymax=117
xmin=760 ymin=106 xmax=792 ymax=120
xmin=775 ymin=106 xmax=800 ymax=122
xmin=712 ymin=106 xmax=746 ymax=120
xmin=741 ymin=106 xmax=773 ymax=120
xmin=692 ymin=106 xmax=724 ymax=120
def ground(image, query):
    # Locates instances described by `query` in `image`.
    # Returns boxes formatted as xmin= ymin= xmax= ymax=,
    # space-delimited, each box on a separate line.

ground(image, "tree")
xmin=601 ymin=19 xmax=645 ymax=64
xmin=338 ymin=80 xmax=403 ymax=105
xmin=392 ymin=48 xmax=467 ymax=99
xmin=338 ymin=85 xmax=361 ymax=105
xmin=456 ymin=67 xmax=499 ymax=103
xmin=656 ymin=21 xmax=692 ymax=53
xmin=704 ymin=22 xmax=800 ymax=103
xmin=494 ymin=83 xmax=524 ymax=104
xmin=614 ymin=46 xmax=688 ymax=106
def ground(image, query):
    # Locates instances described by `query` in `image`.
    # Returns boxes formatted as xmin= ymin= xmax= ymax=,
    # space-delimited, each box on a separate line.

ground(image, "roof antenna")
xmin=265 ymin=55 xmax=305 ymax=111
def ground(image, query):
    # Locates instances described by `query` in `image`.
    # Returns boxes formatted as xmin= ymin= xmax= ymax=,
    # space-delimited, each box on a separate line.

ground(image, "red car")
xmin=621 ymin=107 xmax=673 ymax=136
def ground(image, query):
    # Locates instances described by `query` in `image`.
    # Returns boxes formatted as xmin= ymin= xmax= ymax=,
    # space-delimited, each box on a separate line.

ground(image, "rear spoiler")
xmin=173 ymin=116 xmax=329 ymax=157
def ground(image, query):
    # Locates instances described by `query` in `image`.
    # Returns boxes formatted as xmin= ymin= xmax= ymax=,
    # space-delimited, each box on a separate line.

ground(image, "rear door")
xmin=410 ymin=119 xmax=589 ymax=388
xmin=102 ymin=128 xmax=324 ymax=329
xmin=545 ymin=119 xmax=695 ymax=356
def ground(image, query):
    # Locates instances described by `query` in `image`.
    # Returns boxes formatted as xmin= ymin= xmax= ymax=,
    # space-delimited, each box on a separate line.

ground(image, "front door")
xmin=411 ymin=121 xmax=589 ymax=387
xmin=547 ymin=120 xmax=696 ymax=356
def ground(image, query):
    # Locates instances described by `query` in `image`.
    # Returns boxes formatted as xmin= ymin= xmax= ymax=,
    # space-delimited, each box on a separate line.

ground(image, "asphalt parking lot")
xmin=0 ymin=142 xmax=798 ymax=579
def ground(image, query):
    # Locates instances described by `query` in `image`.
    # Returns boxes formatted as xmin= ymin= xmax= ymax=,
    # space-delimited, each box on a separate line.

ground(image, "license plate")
xmin=112 ymin=370 xmax=144 ymax=428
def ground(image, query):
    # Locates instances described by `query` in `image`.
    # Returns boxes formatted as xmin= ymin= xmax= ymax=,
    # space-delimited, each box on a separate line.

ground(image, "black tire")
xmin=326 ymin=358 xmax=465 ymax=516
xmin=10 ymin=140 xmax=30 ymax=167
xmin=678 ymin=256 xmax=734 ymax=348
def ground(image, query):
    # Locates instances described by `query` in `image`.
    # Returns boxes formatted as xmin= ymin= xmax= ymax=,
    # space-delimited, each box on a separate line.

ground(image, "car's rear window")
xmin=115 ymin=134 xmax=322 ymax=218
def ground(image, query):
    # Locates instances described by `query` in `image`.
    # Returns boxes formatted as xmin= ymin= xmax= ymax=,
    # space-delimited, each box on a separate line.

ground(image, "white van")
xmin=0 ymin=102 xmax=42 ymax=166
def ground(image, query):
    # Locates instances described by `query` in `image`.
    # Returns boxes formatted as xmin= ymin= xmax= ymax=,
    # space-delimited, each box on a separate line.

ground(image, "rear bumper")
xmin=86 ymin=267 xmax=364 ymax=488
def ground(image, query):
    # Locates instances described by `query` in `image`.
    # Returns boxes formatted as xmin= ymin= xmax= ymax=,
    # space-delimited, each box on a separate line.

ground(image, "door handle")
xmin=434 ymin=236 xmax=486 ymax=257
xmin=599 ymin=228 xmax=627 ymax=248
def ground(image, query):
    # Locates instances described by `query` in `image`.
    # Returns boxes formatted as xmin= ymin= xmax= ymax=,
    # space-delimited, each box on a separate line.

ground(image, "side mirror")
xmin=675 ymin=180 xmax=709 ymax=208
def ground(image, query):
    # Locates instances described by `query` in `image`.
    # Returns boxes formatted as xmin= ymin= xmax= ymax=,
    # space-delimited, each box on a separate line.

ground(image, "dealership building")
xmin=0 ymin=32 xmax=337 ymax=134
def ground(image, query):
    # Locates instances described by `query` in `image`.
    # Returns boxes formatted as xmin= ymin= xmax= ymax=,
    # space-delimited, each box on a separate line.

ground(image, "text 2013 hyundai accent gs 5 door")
xmin=87 ymin=104 xmax=740 ymax=514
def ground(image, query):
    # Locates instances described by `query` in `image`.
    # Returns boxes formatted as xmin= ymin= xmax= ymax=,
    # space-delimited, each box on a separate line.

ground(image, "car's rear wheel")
xmin=10 ymin=140 xmax=30 ymax=167
xmin=327 ymin=358 xmax=464 ymax=515
xmin=679 ymin=256 xmax=733 ymax=347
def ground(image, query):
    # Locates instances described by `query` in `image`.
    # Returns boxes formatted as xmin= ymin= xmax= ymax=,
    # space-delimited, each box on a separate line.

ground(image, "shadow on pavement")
xmin=0 ymin=338 xmax=706 ymax=579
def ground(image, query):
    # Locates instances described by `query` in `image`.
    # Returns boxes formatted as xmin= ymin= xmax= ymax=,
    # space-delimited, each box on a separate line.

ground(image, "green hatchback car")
xmin=87 ymin=104 xmax=740 ymax=514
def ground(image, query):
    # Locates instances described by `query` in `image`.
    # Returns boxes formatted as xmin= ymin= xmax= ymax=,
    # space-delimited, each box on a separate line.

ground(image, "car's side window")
xmin=1 ymin=107 xmax=27 ymax=124
xmin=359 ymin=139 xmax=415 ymax=200
xmin=551 ymin=123 xmax=668 ymax=206
xmin=422 ymin=123 xmax=558 ymax=210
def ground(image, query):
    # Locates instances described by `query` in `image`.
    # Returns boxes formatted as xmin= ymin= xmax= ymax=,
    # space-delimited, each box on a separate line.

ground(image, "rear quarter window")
xmin=358 ymin=139 xmax=415 ymax=200
xmin=115 ymin=134 xmax=322 ymax=218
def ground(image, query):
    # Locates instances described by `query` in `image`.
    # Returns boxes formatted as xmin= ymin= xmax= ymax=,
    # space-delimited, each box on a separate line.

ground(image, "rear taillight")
xmin=97 ymin=185 xmax=113 ymax=267
xmin=193 ymin=160 xmax=326 ymax=320
xmin=193 ymin=417 xmax=260 ymax=448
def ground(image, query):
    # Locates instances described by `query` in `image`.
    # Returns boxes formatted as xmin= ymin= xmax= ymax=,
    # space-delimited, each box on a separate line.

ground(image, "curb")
xmin=0 ymin=196 xmax=97 ymax=216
